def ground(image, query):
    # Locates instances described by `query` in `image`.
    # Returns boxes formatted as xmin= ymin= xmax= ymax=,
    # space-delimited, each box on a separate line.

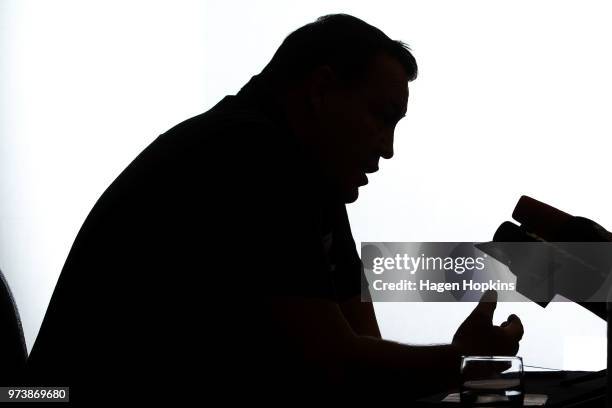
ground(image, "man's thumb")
xmin=470 ymin=289 xmax=497 ymax=321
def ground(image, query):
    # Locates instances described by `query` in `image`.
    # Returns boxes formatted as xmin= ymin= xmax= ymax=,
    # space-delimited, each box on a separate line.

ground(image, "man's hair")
xmin=260 ymin=14 xmax=418 ymax=88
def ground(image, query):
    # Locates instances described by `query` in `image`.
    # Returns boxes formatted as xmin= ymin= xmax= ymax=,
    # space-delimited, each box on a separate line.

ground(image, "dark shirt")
xmin=0 ymin=269 xmax=27 ymax=382
xmin=26 ymin=75 xmax=364 ymax=401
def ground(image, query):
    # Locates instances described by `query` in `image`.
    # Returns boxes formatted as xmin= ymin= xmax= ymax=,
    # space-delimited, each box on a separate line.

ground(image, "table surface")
xmin=417 ymin=371 xmax=606 ymax=407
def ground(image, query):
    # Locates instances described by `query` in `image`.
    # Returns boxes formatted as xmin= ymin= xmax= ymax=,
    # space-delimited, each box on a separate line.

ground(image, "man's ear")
xmin=307 ymin=65 xmax=337 ymax=114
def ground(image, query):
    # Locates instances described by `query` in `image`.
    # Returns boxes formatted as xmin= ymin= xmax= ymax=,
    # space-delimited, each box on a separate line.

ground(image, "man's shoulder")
xmin=162 ymin=95 xmax=285 ymax=146
xmin=81 ymin=92 xmax=309 ymax=231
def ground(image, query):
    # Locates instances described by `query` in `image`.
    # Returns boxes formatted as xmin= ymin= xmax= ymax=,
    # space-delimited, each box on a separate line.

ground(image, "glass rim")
xmin=461 ymin=355 xmax=523 ymax=362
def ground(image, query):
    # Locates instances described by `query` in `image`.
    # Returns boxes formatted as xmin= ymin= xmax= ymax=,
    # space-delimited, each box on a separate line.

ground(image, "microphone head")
xmin=493 ymin=221 xmax=531 ymax=242
xmin=512 ymin=195 xmax=573 ymax=241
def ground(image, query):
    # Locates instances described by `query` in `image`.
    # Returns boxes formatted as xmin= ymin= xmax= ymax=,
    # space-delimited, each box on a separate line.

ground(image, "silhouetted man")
xmin=27 ymin=14 xmax=523 ymax=403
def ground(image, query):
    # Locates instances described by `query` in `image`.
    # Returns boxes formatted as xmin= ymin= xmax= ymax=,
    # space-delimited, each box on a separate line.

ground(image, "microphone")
xmin=509 ymin=195 xmax=612 ymax=242
xmin=481 ymin=196 xmax=612 ymax=319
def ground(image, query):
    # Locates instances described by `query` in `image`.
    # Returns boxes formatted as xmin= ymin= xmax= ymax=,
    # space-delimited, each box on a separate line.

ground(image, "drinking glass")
xmin=460 ymin=356 xmax=524 ymax=406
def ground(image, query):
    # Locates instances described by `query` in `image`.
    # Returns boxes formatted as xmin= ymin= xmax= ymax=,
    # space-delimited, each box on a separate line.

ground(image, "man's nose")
xmin=380 ymin=130 xmax=394 ymax=160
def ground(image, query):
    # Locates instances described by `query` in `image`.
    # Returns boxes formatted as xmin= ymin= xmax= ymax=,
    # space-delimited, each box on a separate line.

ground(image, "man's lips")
xmin=356 ymin=160 xmax=379 ymax=186
xmin=358 ymin=172 xmax=369 ymax=185
xmin=362 ymin=155 xmax=381 ymax=174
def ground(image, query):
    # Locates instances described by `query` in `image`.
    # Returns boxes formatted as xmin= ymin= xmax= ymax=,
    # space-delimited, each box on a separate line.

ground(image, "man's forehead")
xmin=362 ymin=53 xmax=409 ymax=107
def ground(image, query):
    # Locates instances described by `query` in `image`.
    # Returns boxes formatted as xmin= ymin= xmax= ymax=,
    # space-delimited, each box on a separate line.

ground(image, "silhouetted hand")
xmin=452 ymin=290 xmax=524 ymax=356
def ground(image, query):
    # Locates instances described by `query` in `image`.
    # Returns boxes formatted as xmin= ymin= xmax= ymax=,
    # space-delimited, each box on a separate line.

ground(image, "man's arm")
xmin=269 ymin=290 xmax=523 ymax=397
xmin=339 ymin=295 xmax=381 ymax=338
xmin=270 ymin=295 xmax=459 ymax=395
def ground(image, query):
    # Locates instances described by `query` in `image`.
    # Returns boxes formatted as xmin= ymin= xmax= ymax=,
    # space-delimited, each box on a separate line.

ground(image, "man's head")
xmin=261 ymin=14 xmax=418 ymax=203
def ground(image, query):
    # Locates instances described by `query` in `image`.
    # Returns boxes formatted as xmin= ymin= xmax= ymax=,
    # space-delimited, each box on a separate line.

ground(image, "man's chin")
xmin=328 ymin=177 xmax=361 ymax=203
xmin=341 ymin=186 xmax=359 ymax=204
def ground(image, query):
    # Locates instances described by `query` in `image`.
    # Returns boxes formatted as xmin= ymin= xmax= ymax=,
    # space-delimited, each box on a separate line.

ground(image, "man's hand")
xmin=452 ymin=290 xmax=524 ymax=356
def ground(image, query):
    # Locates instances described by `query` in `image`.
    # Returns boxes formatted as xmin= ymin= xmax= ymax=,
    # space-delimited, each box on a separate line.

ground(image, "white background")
xmin=1 ymin=0 xmax=610 ymax=371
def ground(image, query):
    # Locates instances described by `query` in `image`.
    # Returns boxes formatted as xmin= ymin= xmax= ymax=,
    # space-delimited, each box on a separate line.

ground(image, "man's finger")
xmin=469 ymin=289 xmax=498 ymax=322
xmin=501 ymin=314 xmax=524 ymax=341
xmin=500 ymin=314 xmax=516 ymax=328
